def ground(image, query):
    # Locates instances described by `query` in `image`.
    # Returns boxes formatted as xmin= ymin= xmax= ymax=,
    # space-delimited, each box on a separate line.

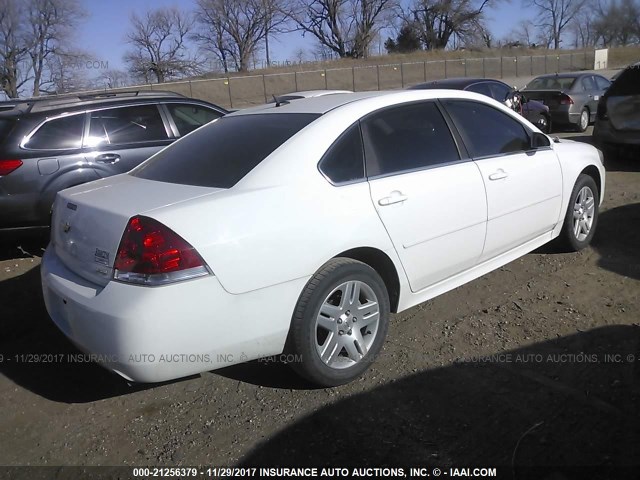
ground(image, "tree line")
xmin=0 ymin=0 xmax=638 ymax=98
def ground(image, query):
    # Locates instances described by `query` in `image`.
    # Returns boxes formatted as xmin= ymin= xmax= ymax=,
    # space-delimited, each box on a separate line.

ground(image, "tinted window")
xmin=594 ymin=76 xmax=610 ymax=90
xmin=319 ymin=124 xmax=364 ymax=184
xmin=167 ymin=103 xmax=222 ymax=136
xmin=86 ymin=105 xmax=167 ymax=146
xmin=581 ymin=76 xmax=596 ymax=91
xmin=25 ymin=113 xmax=84 ymax=150
xmin=466 ymin=82 xmax=492 ymax=97
xmin=134 ymin=113 xmax=319 ymax=188
xmin=361 ymin=102 xmax=459 ymax=177
xmin=489 ymin=82 xmax=511 ymax=102
xmin=443 ymin=100 xmax=530 ymax=157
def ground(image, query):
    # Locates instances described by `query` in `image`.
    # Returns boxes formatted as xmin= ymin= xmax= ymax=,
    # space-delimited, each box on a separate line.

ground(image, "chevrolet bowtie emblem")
xmin=63 ymin=222 xmax=71 ymax=233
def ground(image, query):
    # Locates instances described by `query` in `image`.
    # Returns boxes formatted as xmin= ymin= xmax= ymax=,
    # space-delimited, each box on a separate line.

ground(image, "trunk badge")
xmin=62 ymin=222 xmax=71 ymax=233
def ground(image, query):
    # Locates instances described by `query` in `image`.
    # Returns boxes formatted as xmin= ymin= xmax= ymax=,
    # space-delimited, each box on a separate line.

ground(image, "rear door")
xmin=442 ymin=99 xmax=562 ymax=261
xmin=580 ymin=76 xmax=599 ymax=119
xmin=363 ymin=101 xmax=487 ymax=292
xmin=84 ymin=104 xmax=173 ymax=175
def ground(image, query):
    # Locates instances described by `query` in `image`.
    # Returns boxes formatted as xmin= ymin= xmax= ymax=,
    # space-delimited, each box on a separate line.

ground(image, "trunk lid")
xmin=51 ymin=174 xmax=222 ymax=286
xmin=522 ymin=90 xmax=565 ymax=108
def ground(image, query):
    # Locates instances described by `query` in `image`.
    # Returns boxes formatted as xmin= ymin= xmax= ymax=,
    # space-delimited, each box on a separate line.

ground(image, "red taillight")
xmin=114 ymin=216 xmax=209 ymax=285
xmin=0 ymin=159 xmax=22 ymax=176
xmin=558 ymin=94 xmax=574 ymax=105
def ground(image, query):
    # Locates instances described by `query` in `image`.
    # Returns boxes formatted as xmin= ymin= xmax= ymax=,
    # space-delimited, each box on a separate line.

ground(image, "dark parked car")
xmin=409 ymin=78 xmax=552 ymax=133
xmin=593 ymin=63 xmax=640 ymax=159
xmin=0 ymin=91 xmax=227 ymax=229
xmin=521 ymin=73 xmax=611 ymax=132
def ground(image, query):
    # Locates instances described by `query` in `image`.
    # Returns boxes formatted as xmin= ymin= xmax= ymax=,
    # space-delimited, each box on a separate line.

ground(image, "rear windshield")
xmin=0 ymin=118 xmax=16 ymax=142
xmin=133 ymin=113 xmax=320 ymax=188
xmin=526 ymin=77 xmax=576 ymax=90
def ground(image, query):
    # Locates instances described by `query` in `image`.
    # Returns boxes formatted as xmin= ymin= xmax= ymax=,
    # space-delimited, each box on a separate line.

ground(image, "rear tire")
xmin=554 ymin=174 xmax=599 ymax=251
xmin=288 ymin=258 xmax=390 ymax=387
xmin=576 ymin=108 xmax=589 ymax=133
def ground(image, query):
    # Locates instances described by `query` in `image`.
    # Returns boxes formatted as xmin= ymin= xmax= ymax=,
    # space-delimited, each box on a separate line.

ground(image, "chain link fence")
xmin=97 ymin=51 xmax=597 ymax=109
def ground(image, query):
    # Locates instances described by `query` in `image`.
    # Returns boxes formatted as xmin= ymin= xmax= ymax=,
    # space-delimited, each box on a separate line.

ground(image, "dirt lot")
xmin=0 ymin=127 xmax=638 ymax=477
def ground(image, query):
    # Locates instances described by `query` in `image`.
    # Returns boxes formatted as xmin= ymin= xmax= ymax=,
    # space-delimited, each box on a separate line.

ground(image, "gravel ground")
xmin=0 ymin=127 xmax=638 ymax=477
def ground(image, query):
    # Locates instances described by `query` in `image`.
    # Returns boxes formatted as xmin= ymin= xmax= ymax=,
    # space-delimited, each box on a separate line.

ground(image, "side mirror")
xmin=531 ymin=131 xmax=550 ymax=149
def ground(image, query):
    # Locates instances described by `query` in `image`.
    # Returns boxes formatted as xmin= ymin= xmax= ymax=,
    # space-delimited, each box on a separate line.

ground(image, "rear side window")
xmin=24 ymin=113 xmax=84 ymax=150
xmin=319 ymin=124 xmax=364 ymax=184
xmin=133 ymin=113 xmax=320 ymax=188
xmin=443 ymin=100 xmax=530 ymax=158
xmin=581 ymin=76 xmax=596 ymax=91
xmin=361 ymin=102 xmax=459 ymax=177
xmin=594 ymin=76 xmax=610 ymax=90
xmin=166 ymin=103 xmax=222 ymax=136
xmin=86 ymin=105 xmax=168 ymax=147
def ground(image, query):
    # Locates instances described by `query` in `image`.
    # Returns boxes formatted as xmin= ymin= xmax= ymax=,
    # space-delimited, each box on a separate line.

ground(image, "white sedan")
xmin=41 ymin=90 xmax=605 ymax=387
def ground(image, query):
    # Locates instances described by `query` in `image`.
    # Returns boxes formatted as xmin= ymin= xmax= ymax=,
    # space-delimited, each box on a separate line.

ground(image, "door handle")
xmin=94 ymin=153 xmax=120 ymax=164
xmin=378 ymin=191 xmax=408 ymax=206
xmin=488 ymin=169 xmax=508 ymax=181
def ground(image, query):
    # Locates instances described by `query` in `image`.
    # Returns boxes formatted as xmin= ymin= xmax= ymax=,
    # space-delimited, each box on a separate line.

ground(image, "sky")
xmin=78 ymin=0 xmax=530 ymax=75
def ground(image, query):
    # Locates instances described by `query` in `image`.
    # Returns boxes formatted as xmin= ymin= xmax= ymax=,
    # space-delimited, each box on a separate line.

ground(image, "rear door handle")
xmin=378 ymin=191 xmax=408 ymax=206
xmin=488 ymin=169 xmax=508 ymax=181
xmin=95 ymin=153 xmax=120 ymax=164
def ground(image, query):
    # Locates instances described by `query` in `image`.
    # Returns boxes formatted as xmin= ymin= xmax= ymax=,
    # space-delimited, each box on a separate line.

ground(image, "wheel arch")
xmin=335 ymin=247 xmax=401 ymax=313
xmin=580 ymin=165 xmax=602 ymax=199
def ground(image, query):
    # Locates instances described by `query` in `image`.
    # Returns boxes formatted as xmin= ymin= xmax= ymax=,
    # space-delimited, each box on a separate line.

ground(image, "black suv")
xmin=0 ymin=91 xmax=227 ymax=229
xmin=593 ymin=63 xmax=640 ymax=159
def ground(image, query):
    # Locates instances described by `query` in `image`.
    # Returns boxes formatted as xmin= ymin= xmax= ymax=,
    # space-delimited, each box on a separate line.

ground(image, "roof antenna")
xmin=272 ymin=94 xmax=281 ymax=107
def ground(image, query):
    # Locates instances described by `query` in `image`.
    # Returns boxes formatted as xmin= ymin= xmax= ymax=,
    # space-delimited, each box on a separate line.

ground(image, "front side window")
xmin=86 ymin=105 xmax=168 ymax=147
xmin=489 ymin=82 xmax=511 ymax=102
xmin=166 ymin=103 xmax=222 ymax=136
xmin=24 ymin=113 xmax=84 ymax=150
xmin=443 ymin=100 xmax=530 ymax=158
xmin=133 ymin=113 xmax=320 ymax=189
xmin=319 ymin=123 xmax=365 ymax=184
xmin=466 ymin=82 xmax=493 ymax=97
xmin=361 ymin=102 xmax=460 ymax=178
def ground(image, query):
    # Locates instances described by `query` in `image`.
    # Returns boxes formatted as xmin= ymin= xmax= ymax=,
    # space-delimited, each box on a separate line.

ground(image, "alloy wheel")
xmin=573 ymin=186 xmax=595 ymax=241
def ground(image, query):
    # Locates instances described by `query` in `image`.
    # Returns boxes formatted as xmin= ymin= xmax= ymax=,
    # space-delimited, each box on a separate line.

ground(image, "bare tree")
xmin=593 ymin=0 xmax=640 ymax=46
xmin=43 ymin=50 xmax=93 ymax=94
xmin=0 ymin=0 xmax=29 ymax=98
xmin=195 ymin=0 xmax=289 ymax=72
xmin=527 ymin=0 xmax=586 ymax=49
xmin=403 ymin=0 xmax=498 ymax=50
xmin=97 ymin=69 xmax=131 ymax=89
xmin=125 ymin=7 xmax=201 ymax=83
xmin=291 ymin=0 xmax=395 ymax=59
xmin=26 ymin=0 xmax=86 ymax=96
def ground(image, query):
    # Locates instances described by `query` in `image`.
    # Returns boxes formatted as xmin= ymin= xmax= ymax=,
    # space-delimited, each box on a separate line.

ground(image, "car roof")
xmin=0 ymin=90 xmax=225 ymax=117
xmin=227 ymin=89 xmax=509 ymax=117
xmin=531 ymin=72 xmax=589 ymax=80
xmin=410 ymin=78 xmax=507 ymax=89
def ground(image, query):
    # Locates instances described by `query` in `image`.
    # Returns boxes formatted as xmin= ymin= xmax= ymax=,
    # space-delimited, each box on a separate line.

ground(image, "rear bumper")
xmin=41 ymin=246 xmax=303 ymax=383
xmin=593 ymin=120 xmax=640 ymax=147
xmin=549 ymin=106 xmax=578 ymax=125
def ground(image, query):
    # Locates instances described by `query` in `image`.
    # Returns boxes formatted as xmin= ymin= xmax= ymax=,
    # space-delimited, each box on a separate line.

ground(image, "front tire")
xmin=535 ymin=114 xmax=551 ymax=133
xmin=555 ymin=174 xmax=599 ymax=251
xmin=288 ymin=258 xmax=390 ymax=387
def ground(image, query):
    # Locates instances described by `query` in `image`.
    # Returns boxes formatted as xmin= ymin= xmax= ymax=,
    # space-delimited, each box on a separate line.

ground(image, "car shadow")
xmin=238 ymin=325 xmax=640 ymax=476
xmin=0 ymin=229 xmax=49 ymax=261
xmin=591 ymin=202 xmax=640 ymax=281
xmin=0 ymin=265 xmax=186 ymax=403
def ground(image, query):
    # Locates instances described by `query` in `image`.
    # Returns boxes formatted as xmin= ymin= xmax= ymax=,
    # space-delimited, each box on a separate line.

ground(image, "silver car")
xmin=521 ymin=73 xmax=611 ymax=132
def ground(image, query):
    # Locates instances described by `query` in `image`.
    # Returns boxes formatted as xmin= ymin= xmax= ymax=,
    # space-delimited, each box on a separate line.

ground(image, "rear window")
xmin=526 ymin=77 xmax=576 ymax=90
xmin=133 ymin=113 xmax=320 ymax=188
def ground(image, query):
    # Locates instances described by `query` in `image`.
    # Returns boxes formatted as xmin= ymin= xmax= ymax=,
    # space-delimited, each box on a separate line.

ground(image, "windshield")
xmin=133 ymin=113 xmax=320 ymax=189
xmin=525 ymin=77 xmax=576 ymax=90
